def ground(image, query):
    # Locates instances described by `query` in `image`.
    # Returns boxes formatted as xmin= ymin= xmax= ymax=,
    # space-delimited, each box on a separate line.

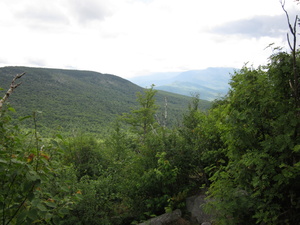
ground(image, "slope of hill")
xmin=0 ymin=66 xmax=210 ymax=134
xmin=129 ymin=67 xmax=236 ymax=101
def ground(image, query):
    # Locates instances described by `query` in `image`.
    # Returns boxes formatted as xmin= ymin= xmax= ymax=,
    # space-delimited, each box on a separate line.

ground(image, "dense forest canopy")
xmin=1 ymin=5 xmax=300 ymax=225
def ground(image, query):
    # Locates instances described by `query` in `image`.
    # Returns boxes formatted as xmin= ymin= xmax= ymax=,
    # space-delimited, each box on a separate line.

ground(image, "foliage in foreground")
xmin=205 ymin=50 xmax=300 ymax=224
xmin=0 ymin=108 xmax=81 ymax=225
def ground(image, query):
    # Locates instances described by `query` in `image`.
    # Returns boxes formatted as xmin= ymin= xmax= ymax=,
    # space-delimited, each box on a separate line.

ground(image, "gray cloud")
xmin=26 ymin=58 xmax=47 ymax=67
xmin=0 ymin=57 xmax=8 ymax=66
xmin=67 ymin=0 xmax=112 ymax=24
xmin=211 ymin=11 xmax=298 ymax=38
xmin=15 ymin=0 xmax=112 ymax=29
xmin=18 ymin=4 xmax=69 ymax=27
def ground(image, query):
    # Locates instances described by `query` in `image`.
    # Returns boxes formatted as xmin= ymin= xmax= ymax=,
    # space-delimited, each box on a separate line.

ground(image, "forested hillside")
xmin=0 ymin=66 xmax=210 ymax=134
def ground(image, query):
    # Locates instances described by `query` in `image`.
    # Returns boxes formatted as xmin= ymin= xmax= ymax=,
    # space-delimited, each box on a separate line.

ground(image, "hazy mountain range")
xmin=129 ymin=67 xmax=236 ymax=101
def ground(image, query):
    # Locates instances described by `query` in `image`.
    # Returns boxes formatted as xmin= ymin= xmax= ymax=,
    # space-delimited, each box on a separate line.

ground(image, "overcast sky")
xmin=0 ymin=0 xmax=298 ymax=78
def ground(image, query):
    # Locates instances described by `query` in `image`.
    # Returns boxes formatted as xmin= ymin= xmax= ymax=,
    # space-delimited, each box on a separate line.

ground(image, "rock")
xmin=137 ymin=194 xmax=214 ymax=225
xmin=138 ymin=209 xmax=183 ymax=225
xmin=186 ymin=194 xmax=212 ymax=224
xmin=201 ymin=222 xmax=211 ymax=225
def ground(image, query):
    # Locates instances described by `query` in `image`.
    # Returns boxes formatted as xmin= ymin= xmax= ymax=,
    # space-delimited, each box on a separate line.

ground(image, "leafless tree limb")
xmin=280 ymin=1 xmax=299 ymax=110
xmin=0 ymin=72 xmax=26 ymax=111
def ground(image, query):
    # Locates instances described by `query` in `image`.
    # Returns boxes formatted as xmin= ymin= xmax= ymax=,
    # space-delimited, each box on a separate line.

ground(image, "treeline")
xmin=1 ymin=51 xmax=300 ymax=224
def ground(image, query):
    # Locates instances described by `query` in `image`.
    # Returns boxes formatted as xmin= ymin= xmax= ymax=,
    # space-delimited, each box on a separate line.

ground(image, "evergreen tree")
xmin=122 ymin=84 xmax=159 ymax=141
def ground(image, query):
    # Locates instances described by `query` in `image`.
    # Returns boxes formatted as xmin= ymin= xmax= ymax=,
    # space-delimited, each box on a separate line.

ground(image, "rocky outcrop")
xmin=186 ymin=194 xmax=212 ymax=224
xmin=138 ymin=194 xmax=213 ymax=225
xmin=138 ymin=209 xmax=186 ymax=225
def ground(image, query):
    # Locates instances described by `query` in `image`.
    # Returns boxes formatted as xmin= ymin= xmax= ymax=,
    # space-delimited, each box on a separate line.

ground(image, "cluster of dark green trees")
xmin=1 ymin=41 xmax=300 ymax=225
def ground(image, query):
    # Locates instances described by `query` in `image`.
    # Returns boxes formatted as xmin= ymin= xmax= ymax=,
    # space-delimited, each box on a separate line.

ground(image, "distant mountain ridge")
xmin=0 ymin=66 xmax=210 ymax=134
xmin=129 ymin=67 xmax=236 ymax=101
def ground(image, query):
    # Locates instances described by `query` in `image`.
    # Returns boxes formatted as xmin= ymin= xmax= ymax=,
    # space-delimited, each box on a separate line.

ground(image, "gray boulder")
xmin=138 ymin=209 xmax=183 ymax=225
xmin=201 ymin=223 xmax=211 ymax=225
xmin=186 ymin=194 xmax=212 ymax=224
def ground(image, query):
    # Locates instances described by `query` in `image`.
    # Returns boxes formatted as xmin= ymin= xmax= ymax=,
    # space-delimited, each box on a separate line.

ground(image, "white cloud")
xmin=0 ymin=0 xmax=298 ymax=78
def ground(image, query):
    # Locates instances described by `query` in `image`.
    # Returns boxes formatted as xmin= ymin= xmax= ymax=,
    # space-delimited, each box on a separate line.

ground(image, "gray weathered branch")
xmin=281 ymin=0 xmax=300 ymax=112
xmin=0 ymin=72 xmax=26 ymax=111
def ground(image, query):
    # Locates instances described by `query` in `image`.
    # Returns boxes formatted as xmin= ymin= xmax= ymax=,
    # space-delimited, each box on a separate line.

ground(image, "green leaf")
xmin=28 ymin=208 xmax=38 ymax=220
xmin=37 ymin=203 xmax=47 ymax=212
xmin=8 ymin=107 xmax=16 ymax=112
xmin=218 ymin=159 xmax=226 ymax=164
xmin=26 ymin=171 xmax=40 ymax=181
xmin=19 ymin=115 xmax=32 ymax=121
xmin=45 ymin=212 xmax=53 ymax=221
xmin=293 ymin=145 xmax=300 ymax=153
xmin=0 ymin=159 xmax=8 ymax=164
xmin=23 ymin=181 xmax=34 ymax=192
xmin=56 ymin=134 xmax=63 ymax=139
xmin=11 ymin=158 xmax=25 ymax=165
xmin=16 ymin=210 xmax=28 ymax=224
xmin=44 ymin=201 xmax=57 ymax=208
xmin=31 ymin=198 xmax=41 ymax=207
xmin=58 ymin=207 xmax=69 ymax=215
xmin=27 ymin=192 xmax=35 ymax=201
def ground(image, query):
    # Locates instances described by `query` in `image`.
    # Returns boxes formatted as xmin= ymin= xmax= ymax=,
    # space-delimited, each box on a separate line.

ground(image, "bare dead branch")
xmin=287 ymin=33 xmax=293 ymax=51
xmin=281 ymin=1 xmax=298 ymax=50
xmin=281 ymin=0 xmax=300 ymax=114
xmin=0 ymin=72 xmax=26 ymax=111
xmin=293 ymin=15 xmax=298 ymax=33
xmin=163 ymin=97 xmax=168 ymax=128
